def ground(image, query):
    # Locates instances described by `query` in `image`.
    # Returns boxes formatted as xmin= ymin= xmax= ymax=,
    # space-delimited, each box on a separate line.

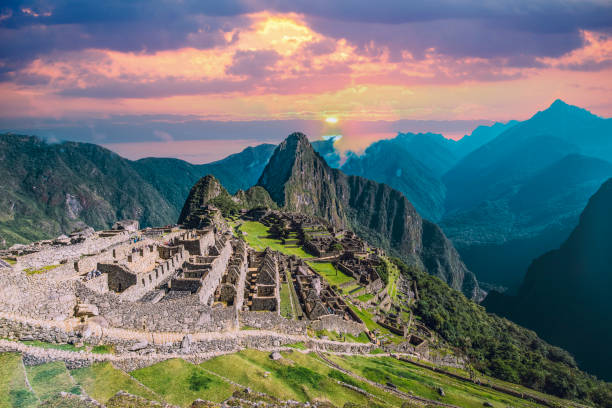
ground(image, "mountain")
xmin=484 ymin=177 xmax=612 ymax=381
xmin=318 ymin=123 xmax=517 ymax=222
xmin=441 ymin=100 xmax=612 ymax=289
xmin=0 ymin=134 xmax=274 ymax=248
xmin=340 ymin=134 xmax=452 ymax=221
xmin=257 ymin=132 xmax=482 ymax=299
xmin=132 ymin=143 xmax=275 ymax=210
xmin=453 ymin=120 xmax=519 ymax=158
xmin=177 ymin=174 xmax=276 ymax=228
xmin=0 ymin=134 xmax=176 ymax=246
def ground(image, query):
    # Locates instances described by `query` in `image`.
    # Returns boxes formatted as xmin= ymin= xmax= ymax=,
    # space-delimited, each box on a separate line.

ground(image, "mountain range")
xmin=0 ymin=134 xmax=273 ymax=247
xmin=484 ymin=177 xmax=612 ymax=381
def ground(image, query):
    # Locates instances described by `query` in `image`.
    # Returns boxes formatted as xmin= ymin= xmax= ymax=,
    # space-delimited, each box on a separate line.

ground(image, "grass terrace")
xmin=23 ymin=264 xmax=60 ymax=275
xmin=307 ymin=261 xmax=355 ymax=287
xmin=200 ymin=349 xmax=403 ymax=406
xmin=326 ymin=354 xmax=544 ymax=408
xmin=130 ymin=358 xmax=237 ymax=406
xmin=238 ymin=221 xmax=313 ymax=258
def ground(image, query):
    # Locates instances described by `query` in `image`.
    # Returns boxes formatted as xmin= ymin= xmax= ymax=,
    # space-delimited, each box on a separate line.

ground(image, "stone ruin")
xmin=245 ymin=248 xmax=280 ymax=312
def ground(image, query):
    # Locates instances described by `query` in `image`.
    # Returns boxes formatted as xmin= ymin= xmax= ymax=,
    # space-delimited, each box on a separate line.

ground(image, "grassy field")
xmin=307 ymin=262 xmax=355 ymax=287
xmin=130 ymin=358 xmax=236 ymax=406
xmin=327 ymin=354 xmax=544 ymax=408
xmin=0 ymin=351 xmax=577 ymax=408
xmin=356 ymin=293 xmax=375 ymax=302
xmin=71 ymin=362 xmax=160 ymax=403
xmin=200 ymin=349 xmax=403 ymax=407
xmin=238 ymin=221 xmax=313 ymax=258
xmin=279 ymin=282 xmax=294 ymax=319
xmin=0 ymin=353 xmax=38 ymax=408
xmin=26 ymin=362 xmax=80 ymax=401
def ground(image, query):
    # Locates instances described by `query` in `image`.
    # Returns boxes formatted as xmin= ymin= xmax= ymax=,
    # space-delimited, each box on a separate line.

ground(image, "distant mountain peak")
xmin=535 ymin=98 xmax=598 ymax=121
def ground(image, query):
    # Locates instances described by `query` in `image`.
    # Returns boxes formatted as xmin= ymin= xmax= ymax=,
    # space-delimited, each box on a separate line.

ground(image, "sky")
xmin=1 ymin=0 xmax=612 ymax=163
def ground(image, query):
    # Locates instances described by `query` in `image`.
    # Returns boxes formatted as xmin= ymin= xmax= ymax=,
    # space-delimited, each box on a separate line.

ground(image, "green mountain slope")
xmin=0 ymin=135 xmax=274 ymax=248
xmin=484 ymin=177 xmax=612 ymax=382
xmin=0 ymin=134 xmax=175 ymax=246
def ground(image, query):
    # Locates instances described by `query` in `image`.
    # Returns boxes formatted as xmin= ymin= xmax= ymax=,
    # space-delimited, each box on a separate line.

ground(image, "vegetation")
xmin=239 ymin=221 xmax=312 ymax=258
xmin=26 ymin=362 xmax=80 ymax=401
xmin=0 ymin=353 xmax=37 ymax=408
xmin=390 ymin=257 xmax=612 ymax=407
xmin=24 ymin=264 xmax=60 ymax=275
xmin=71 ymin=362 xmax=160 ymax=403
xmin=328 ymin=354 xmax=546 ymax=408
xmin=130 ymin=358 xmax=236 ymax=406
xmin=307 ymin=262 xmax=354 ymax=286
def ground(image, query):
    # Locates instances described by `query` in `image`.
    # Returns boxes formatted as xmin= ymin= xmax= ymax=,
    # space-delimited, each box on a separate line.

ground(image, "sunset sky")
xmin=1 ymin=1 xmax=612 ymax=162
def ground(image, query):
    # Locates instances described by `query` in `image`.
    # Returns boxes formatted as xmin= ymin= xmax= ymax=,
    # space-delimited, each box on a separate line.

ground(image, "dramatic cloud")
xmin=0 ymin=0 xmax=611 ymax=159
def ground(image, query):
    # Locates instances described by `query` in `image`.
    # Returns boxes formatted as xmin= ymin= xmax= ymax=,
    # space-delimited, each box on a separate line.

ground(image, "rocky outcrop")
xmin=257 ymin=133 xmax=481 ymax=299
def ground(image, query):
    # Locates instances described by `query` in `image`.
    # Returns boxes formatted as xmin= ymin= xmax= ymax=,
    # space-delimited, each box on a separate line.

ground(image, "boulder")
xmin=181 ymin=334 xmax=192 ymax=352
xmin=269 ymin=351 xmax=282 ymax=360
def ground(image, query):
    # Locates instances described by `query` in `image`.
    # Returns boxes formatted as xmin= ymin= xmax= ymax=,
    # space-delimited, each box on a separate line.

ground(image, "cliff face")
xmin=484 ymin=177 xmax=612 ymax=380
xmin=258 ymin=132 xmax=481 ymax=299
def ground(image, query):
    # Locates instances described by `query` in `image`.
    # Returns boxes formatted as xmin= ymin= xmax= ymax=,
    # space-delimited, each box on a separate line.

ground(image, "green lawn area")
xmin=130 ymin=358 xmax=236 ymax=407
xmin=23 ymin=264 xmax=60 ymax=275
xmin=279 ymin=282 xmax=294 ymax=319
xmin=238 ymin=221 xmax=313 ymax=258
xmin=384 ymin=257 xmax=400 ymax=300
xmin=313 ymin=330 xmax=371 ymax=344
xmin=356 ymin=293 xmax=375 ymax=302
xmin=0 ymin=353 xmax=38 ymax=408
xmin=345 ymin=302 xmax=403 ymax=343
xmin=200 ymin=349 xmax=403 ymax=407
xmin=307 ymin=262 xmax=355 ymax=287
xmin=1 ymin=258 xmax=16 ymax=265
xmin=71 ymin=362 xmax=160 ymax=403
xmin=327 ymin=355 xmax=543 ymax=408
xmin=26 ymin=361 xmax=80 ymax=401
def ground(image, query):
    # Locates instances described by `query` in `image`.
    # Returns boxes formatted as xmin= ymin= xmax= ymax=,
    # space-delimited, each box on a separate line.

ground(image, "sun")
xmin=325 ymin=116 xmax=338 ymax=124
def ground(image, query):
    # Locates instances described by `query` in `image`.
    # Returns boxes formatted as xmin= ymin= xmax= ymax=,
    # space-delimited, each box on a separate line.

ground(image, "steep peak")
xmin=177 ymin=174 xmax=229 ymax=225
xmin=533 ymin=99 xmax=599 ymax=121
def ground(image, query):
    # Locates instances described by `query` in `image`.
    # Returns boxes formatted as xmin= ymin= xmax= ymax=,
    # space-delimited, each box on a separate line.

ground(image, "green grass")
xmin=345 ymin=303 xmax=403 ymax=344
xmin=91 ymin=344 xmax=114 ymax=354
xmin=345 ymin=332 xmax=372 ymax=343
xmin=200 ymin=349 xmax=403 ymax=407
xmin=130 ymin=358 xmax=236 ymax=407
xmin=0 ymin=353 xmax=38 ymax=408
xmin=70 ymin=362 xmax=160 ymax=403
xmin=1 ymin=258 xmax=16 ymax=265
xmin=26 ymin=361 xmax=79 ymax=401
xmin=238 ymin=221 xmax=313 ymax=258
xmin=307 ymin=262 xmax=355 ymax=287
xmin=356 ymin=293 xmax=375 ymax=302
xmin=384 ymin=257 xmax=400 ymax=300
xmin=279 ymin=282 xmax=294 ymax=319
xmin=285 ymin=342 xmax=306 ymax=350
xmin=327 ymin=355 xmax=545 ymax=408
xmin=20 ymin=340 xmax=86 ymax=352
xmin=23 ymin=264 xmax=60 ymax=275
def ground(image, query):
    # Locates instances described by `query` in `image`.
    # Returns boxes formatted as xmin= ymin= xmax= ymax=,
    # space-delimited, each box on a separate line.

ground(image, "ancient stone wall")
xmin=309 ymin=315 xmax=366 ymax=337
xmin=239 ymin=311 xmax=307 ymax=335
xmin=196 ymin=238 xmax=232 ymax=304
xmin=75 ymin=283 xmax=236 ymax=332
